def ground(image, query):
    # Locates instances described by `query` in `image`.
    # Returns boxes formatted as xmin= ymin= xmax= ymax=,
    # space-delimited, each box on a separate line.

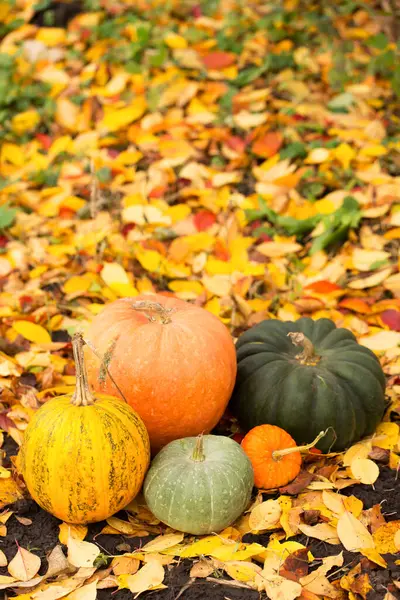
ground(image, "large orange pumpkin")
xmin=85 ymin=294 xmax=237 ymax=451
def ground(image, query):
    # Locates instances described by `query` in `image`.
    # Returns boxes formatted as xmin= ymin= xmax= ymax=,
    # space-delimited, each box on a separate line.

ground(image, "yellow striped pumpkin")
xmin=18 ymin=333 xmax=150 ymax=524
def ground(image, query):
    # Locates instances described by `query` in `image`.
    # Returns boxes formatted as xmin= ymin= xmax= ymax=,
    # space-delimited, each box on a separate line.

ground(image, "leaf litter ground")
xmin=0 ymin=0 xmax=400 ymax=599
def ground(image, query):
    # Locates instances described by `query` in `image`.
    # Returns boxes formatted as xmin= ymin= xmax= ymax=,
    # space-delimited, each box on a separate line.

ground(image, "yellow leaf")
xmin=360 ymin=548 xmax=387 ymax=568
xmin=8 ymin=546 xmax=41 ymax=582
xmin=141 ymin=533 xmax=184 ymax=553
xmin=352 ymin=249 xmax=390 ymax=272
xmin=117 ymin=561 xmax=164 ymax=595
xmin=224 ymin=560 xmax=261 ymax=583
xmin=135 ymin=247 xmax=162 ymax=273
xmin=63 ymin=275 xmax=93 ymax=295
xmin=100 ymin=98 xmax=147 ymax=132
xmin=395 ymin=529 xmax=400 ymax=551
xmin=350 ymin=458 xmax=379 ymax=485
xmin=372 ymin=521 xmax=400 ymax=554
xmin=210 ymin=542 xmax=265 ymax=562
xmin=1 ymin=143 xmax=26 ymax=167
xmin=322 ymin=490 xmax=345 ymax=516
xmin=333 ymin=143 xmax=356 ymax=169
xmin=101 ymin=263 xmax=137 ymax=297
xmin=168 ymin=280 xmax=204 ymax=299
xmin=337 ymin=511 xmax=374 ymax=551
xmin=0 ymin=478 xmax=23 ymax=509
xmin=374 ymin=422 xmax=400 ymax=450
xmin=256 ymin=241 xmax=302 ymax=257
xmin=0 ymin=550 xmax=6 ymax=567
xmin=342 ymin=442 xmax=371 ymax=466
xmin=11 ymin=110 xmax=40 ymax=135
xmin=180 ymin=536 xmax=225 ymax=558
xmin=112 ymin=556 xmax=140 ymax=576
xmin=67 ymin=536 xmax=100 ymax=568
xmin=36 ymin=27 xmax=66 ymax=46
xmin=349 ymin=267 xmax=393 ymax=290
xmin=249 ymin=499 xmax=282 ymax=531
xmin=164 ymin=32 xmax=187 ymax=49
xmin=64 ymin=580 xmax=97 ymax=600
xmin=12 ymin=321 xmax=51 ymax=344
xmin=298 ymin=523 xmax=340 ymax=545
xmin=55 ymin=98 xmax=79 ymax=131
xmin=359 ymin=330 xmax=400 ymax=351
xmin=305 ymin=147 xmax=331 ymax=164
xmin=342 ymin=496 xmax=363 ymax=518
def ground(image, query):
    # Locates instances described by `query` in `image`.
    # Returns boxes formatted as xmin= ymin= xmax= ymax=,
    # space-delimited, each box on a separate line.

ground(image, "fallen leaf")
xmin=12 ymin=321 xmax=51 ymax=344
xmin=0 ymin=550 xmax=7 ymax=566
xmin=189 ymin=559 xmax=215 ymax=578
xmin=249 ymin=499 xmax=282 ymax=531
xmin=63 ymin=580 xmax=97 ymax=600
xmin=350 ymin=458 xmax=379 ymax=485
xmin=8 ymin=545 xmax=41 ymax=581
xmin=118 ymin=560 xmax=164 ymax=595
xmin=372 ymin=521 xmax=400 ymax=554
xmin=141 ymin=533 xmax=184 ymax=553
xmin=337 ymin=511 xmax=374 ymax=551
xmin=59 ymin=524 xmax=88 ymax=545
xmin=67 ymin=536 xmax=100 ymax=568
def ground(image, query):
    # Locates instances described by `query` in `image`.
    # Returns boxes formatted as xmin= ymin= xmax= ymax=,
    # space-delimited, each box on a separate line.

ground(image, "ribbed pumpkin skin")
xmin=143 ymin=436 xmax=254 ymax=535
xmin=85 ymin=294 xmax=237 ymax=452
xmin=19 ymin=394 xmax=150 ymax=524
xmin=241 ymin=425 xmax=301 ymax=489
xmin=231 ymin=317 xmax=386 ymax=452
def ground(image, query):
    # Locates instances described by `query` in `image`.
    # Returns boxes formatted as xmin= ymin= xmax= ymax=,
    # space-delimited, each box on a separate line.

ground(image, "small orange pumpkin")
xmin=241 ymin=424 xmax=302 ymax=489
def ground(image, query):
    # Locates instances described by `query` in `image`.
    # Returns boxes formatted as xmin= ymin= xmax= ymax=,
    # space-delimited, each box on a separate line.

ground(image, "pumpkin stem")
xmin=287 ymin=332 xmax=318 ymax=364
xmin=272 ymin=429 xmax=327 ymax=460
xmin=132 ymin=301 xmax=173 ymax=324
xmin=192 ymin=435 xmax=206 ymax=462
xmin=71 ymin=333 xmax=95 ymax=406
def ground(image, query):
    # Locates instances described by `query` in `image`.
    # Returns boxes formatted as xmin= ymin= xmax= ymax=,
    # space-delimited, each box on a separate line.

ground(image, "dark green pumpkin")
xmin=230 ymin=317 xmax=386 ymax=452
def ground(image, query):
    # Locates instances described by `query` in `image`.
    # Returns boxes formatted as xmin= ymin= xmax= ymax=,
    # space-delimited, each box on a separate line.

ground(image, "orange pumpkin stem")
xmin=192 ymin=434 xmax=205 ymax=462
xmin=287 ymin=332 xmax=319 ymax=364
xmin=71 ymin=333 xmax=95 ymax=406
xmin=272 ymin=429 xmax=327 ymax=460
xmin=132 ymin=301 xmax=173 ymax=324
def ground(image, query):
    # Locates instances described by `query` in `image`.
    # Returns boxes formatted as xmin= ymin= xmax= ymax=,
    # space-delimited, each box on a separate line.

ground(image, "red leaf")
xmin=226 ymin=136 xmax=247 ymax=154
xmin=35 ymin=134 xmax=52 ymax=150
xmin=304 ymin=281 xmax=342 ymax=294
xmin=194 ymin=210 xmax=216 ymax=231
xmin=202 ymin=52 xmax=236 ymax=70
xmin=252 ymin=132 xmax=283 ymax=158
xmin=192 ymin=4 xmax=202 ymax=17
xmin=381 ymin=309 xmax=400 ymax=331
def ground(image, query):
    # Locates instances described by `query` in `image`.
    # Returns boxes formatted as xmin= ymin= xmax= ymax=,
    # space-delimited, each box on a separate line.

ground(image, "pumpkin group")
xmin=85 ymin=294 xmax=237 ymax=451
xmin=230 ymin=317 xmax=386 ymax=452
xmin=18 ymin=334 xmax=150 ymax=524
xmin=144 ymin=435 xmax=254 ymax=535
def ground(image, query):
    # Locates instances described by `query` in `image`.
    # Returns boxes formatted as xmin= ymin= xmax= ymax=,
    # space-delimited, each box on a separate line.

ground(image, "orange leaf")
xmin=252 ymin=132 xmax=283 ymax=158
xmin=304 ymin=281 xmax=342 ymax=294
xmin=202 ymin=52 xmax=236 ymax=70
xmin=339 ymin=298 xmax=372 ymax=314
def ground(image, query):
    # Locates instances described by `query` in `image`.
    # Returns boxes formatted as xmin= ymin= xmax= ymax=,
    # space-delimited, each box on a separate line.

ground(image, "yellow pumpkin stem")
xmin=132 ymin=301 xmax=173 ymax=324
xmin=287 ymin=332 xmax=319 ymax=364
xmin=272 ymin=429 xmax=327 ymax=461
xmin=71 ymin=333 xmax=95 ymax=406
xmin=192 ymin=434 xmax=206 ymax=462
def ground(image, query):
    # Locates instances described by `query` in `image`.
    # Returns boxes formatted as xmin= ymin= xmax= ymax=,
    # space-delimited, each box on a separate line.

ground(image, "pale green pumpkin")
xmin=143 ymin=435 xmax=254 ymax=535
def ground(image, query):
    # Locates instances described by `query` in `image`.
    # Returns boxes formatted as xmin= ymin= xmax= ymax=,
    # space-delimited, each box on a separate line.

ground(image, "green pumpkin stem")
xmin=287 ymin=332 xmax=318 ymax=363
xmin=132 ymin=301 xmax=172 ymax=324
xmin=71 ymin=333 xmax=95 ymax=406
xmin=272 ymin=429 xmax=327 ymax=460
xmin=192 ymin=435 xmax=206 ymax=462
